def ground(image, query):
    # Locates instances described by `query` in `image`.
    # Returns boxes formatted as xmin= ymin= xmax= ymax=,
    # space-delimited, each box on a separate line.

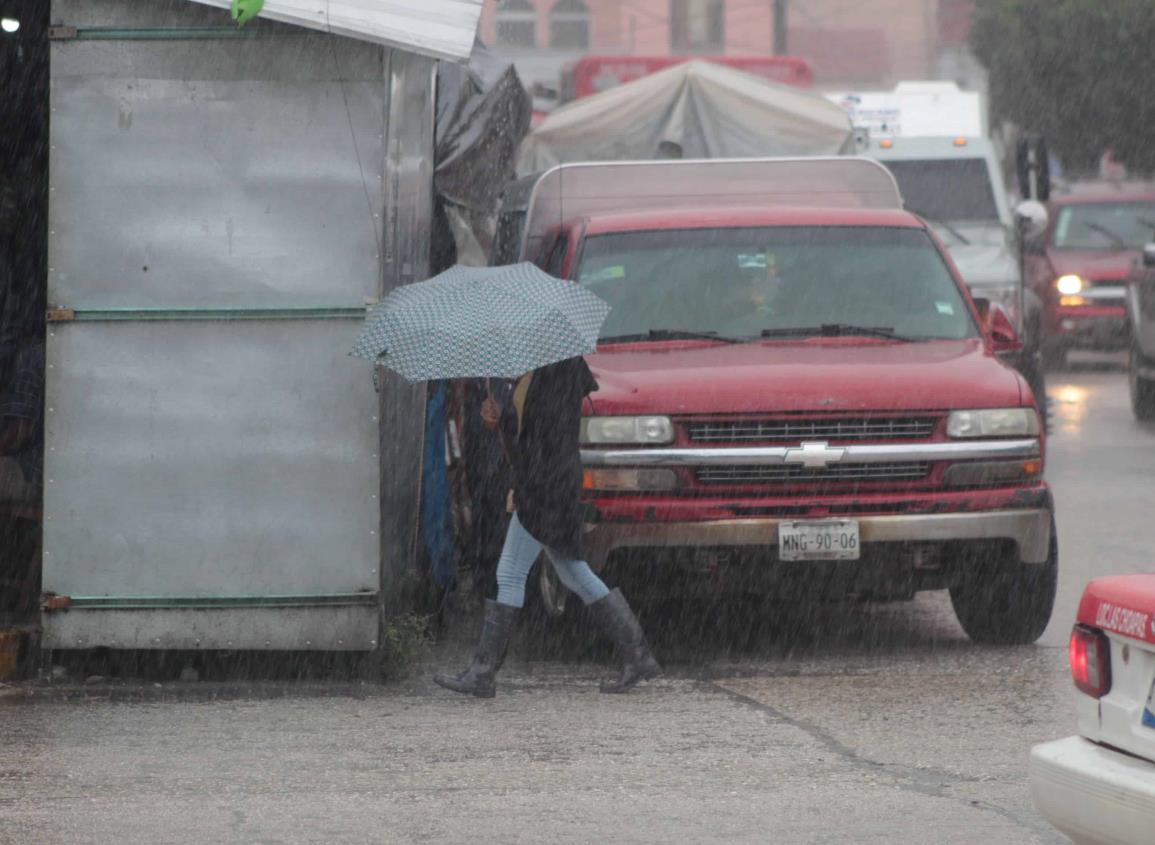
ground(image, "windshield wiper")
xmin=913 ymin=214 xmax=971 ymax=245
xmin=760 ymin=324 xmax=914 ymax=342
xmin=600 ymin=329 xmax=748 ymax=344
xmin=1082 ymin=221 xmax=1128 ymax=249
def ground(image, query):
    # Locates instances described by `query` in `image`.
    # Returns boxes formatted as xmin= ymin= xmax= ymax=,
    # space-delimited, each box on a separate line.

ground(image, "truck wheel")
xmin=538 ymin=556 xmax=569 ymax=618
xmin=949 ymin=519 xmax=1058 ymax=645
xmin=1130 ymin=341 xmax=1155 ymax=421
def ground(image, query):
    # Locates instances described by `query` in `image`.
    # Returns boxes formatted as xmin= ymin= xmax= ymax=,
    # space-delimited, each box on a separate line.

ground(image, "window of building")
xmin=550 ymin=0 xmax=590 ymax=49
xmin=671 ymin=0 xmax=725 ymax=54
xmin=496 ymin=0 xmax=537 ymax=48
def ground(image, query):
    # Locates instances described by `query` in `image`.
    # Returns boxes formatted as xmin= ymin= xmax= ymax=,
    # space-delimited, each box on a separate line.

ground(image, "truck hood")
xmin=588 ymin=338 xmax=1024 ymax=415
xmin=1046 ymin=249 xmax=1139 ymax=282
xmin=946 ymin=242 xmax=1020 ymax=288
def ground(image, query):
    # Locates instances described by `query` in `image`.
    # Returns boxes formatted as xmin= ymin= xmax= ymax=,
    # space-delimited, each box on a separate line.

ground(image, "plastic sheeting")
xmin=419 ymin=44 xmax=529 ymax=592
xmin=186 ymin=0 xmax=484 ymax=62
xmin=519 ymin=60 xmax=854 ymax=176
xmin=435 ymin=40 xmax=532 ymax=266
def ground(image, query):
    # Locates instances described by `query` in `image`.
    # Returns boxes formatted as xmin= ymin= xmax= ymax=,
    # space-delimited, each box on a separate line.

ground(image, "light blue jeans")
xmin=495 ymin=513 xmax=611 ymax=608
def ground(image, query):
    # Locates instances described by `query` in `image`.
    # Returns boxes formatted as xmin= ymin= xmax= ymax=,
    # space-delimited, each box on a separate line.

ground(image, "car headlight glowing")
xmin=947 ymin=408 xmax=1040 ymax=438
xmin=1056 ymin=274 xmax=1085 ymax=295
xmin=581 ymin=416 xmax=675 ymax=445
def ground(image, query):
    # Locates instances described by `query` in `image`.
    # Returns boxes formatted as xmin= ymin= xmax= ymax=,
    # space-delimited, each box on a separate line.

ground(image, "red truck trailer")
xmin=559 ymin=54 xmax=813 ymax=103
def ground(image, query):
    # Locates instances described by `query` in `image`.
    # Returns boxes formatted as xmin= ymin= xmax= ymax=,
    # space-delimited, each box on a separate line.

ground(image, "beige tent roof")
xmin=187 ymin=0 xmax=483 ymax=62
xmin=519 ymin=60 xmax=853 ymax=175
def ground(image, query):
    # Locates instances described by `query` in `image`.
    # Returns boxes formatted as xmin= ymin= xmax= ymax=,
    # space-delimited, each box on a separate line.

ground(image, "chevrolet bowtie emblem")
xmin=784 ymin=441 xmax=847 ymax=469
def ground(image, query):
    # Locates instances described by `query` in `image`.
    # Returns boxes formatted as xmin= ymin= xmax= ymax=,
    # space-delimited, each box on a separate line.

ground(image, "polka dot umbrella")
xmin=351 ymin=263 xmax=611 ymax=382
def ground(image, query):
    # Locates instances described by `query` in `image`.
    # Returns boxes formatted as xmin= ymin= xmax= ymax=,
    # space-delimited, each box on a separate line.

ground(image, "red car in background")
xmin=1025 ymin=186 xmax=1155 ymax=368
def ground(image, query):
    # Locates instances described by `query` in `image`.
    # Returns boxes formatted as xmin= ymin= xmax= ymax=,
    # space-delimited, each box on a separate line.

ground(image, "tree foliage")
xmin=971 ymin=0 xmax=1155 ymax=175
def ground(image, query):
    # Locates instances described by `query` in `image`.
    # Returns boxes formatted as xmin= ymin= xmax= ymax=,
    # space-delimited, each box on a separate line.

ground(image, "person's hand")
xmin=481 ymin=395 xmax=501 ymax=430
xmin=505 ymin=489 xmax=515 ymax=514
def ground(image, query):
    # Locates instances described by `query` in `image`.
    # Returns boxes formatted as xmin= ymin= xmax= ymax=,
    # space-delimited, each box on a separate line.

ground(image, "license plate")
xmin=778 ymin=520 xmax=861 ymax=561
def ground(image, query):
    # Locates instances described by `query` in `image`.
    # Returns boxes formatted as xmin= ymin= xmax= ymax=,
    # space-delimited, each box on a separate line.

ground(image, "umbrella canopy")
xmin=351 ymin=263 xmax=610 ymax=382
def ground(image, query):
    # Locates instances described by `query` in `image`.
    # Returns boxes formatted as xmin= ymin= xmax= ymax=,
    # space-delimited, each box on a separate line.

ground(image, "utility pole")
xmin=773 ymin=0 xmax=788 ymax=55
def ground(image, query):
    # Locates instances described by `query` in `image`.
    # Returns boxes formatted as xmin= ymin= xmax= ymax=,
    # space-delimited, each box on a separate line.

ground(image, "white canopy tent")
xmin=187 ymin=0 xmax=484 ymax=61
xmin=519 ymin=60 xmax=854 ymax=175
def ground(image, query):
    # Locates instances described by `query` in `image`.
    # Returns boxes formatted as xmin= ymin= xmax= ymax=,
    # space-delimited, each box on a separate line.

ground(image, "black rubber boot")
xmin=433 ymin=600 xmax=518 ymax=698
xmin=589 ymin=588 xmax=661 ymax=694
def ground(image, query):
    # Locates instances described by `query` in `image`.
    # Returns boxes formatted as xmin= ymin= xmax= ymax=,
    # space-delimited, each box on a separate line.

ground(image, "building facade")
xmin=479 ymin=0 xmax=982 ymax=101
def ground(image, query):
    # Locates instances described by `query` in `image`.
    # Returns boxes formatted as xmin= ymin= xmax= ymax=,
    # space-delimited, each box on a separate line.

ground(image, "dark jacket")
xmin=499 ymin=356 xmax=598 ymax=559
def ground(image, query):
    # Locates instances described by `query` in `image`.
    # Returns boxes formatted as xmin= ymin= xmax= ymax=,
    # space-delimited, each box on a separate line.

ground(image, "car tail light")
xmin=1069 ymin=624 xmax=1112 ymax=698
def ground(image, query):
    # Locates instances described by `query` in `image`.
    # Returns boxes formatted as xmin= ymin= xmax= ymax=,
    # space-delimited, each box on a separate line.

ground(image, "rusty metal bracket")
xmin=45 ymin=307 xmax=76 ymax=323
xmin=47 ymin=25 xmax=78 ymax=41
xmin=40 ymin=593 xmax=73 ymax=612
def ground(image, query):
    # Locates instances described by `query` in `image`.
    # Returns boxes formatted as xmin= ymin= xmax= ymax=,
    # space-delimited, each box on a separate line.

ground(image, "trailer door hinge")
xmin=48 ymin=25 xmax=78 ymax=41
xmin=46 ymin=307 xmax=76 ymax=323
xmin=41 ymin=593 xmax=73 ymax=612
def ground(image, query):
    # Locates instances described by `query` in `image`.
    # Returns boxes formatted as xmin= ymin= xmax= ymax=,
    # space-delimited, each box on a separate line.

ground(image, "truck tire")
xmin=538 ymin=556 xmax=570 ymax=618
xmin=1130 ymin=341 xmax=1155 ymax=422
xmin=949 ymin=518 xmax=1058 ymax=645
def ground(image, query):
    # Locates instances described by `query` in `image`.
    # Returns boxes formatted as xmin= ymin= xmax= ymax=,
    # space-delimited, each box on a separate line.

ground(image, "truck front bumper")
xmin=1052 ymin=302 xmax=1130 ymax=350
xmin=583 ymin=507 xmax=1052 ymax=570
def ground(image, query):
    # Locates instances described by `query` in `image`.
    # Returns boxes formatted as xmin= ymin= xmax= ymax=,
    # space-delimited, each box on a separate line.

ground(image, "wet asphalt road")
xmin=3 ymin=354 xmax=1154 ymax=844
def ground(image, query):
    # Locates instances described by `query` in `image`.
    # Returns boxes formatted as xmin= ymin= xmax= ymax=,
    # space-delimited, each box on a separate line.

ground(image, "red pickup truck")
xmin=483 ymin=159 xmax=1056 ymax=644
xmin=1025 ymin=187 xmax=1155 ymax=368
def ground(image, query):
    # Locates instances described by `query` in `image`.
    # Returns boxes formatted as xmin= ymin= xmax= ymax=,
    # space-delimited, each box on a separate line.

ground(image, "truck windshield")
xmin=882 ymin=159 xmax=1000 ymax=223
xmin=1052 ymin=201 xmax=1155 ymax=250
xmin=576 ymin=226 xmax=978 ymax=342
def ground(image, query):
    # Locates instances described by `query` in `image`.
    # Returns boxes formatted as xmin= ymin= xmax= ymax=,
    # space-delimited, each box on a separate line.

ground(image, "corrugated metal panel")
xmin=42 ymin=319 xmax=381 ymax=600
xmin=44 ymin=2 xmax=388 ymax=650
xmin=44 ymin=606 xmax=380 ymax=651
xmin=185 ymin=0 xmax=483 ymax=61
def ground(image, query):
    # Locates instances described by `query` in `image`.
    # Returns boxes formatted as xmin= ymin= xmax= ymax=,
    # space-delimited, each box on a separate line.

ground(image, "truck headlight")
xmin=1055 ymin=274 xmax=1085 ymax=295
xmin=947 ymin=408 xmax=1040 ymax=438
xmin=581 ymin=416 xmax=674 ymax=445
xmin=582 ymin=468 xmax=678 ymax=491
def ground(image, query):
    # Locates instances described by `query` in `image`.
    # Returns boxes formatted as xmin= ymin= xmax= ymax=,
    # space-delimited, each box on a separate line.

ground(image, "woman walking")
xmin=434 ymin=356 xmax=661 ymax=698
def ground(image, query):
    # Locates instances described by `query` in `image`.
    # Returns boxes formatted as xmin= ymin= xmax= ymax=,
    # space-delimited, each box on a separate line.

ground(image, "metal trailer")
xmin=38 ymin=0 xmax=479 ymax=652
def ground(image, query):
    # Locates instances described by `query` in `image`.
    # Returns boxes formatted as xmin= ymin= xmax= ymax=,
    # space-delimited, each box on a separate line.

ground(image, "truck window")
xmin=576 ymin=226 xmax=977 ymax=342
xmin=1052 ymin=201 xmax=1155 ymax=250
xmin=543 ymin=233 xmax=569 ymax=276
xmin=882 ymin=159 xmax=999 ymax=223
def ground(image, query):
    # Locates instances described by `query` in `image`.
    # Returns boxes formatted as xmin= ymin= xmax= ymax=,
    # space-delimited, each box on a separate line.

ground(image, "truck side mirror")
xmin=1144 ymin=243 xmax=1155 ymax=268
xmin=974 ymin=297 xmax=1023 ymax=353
xmin=1015 ymin=200 xmax=1049 ymax=241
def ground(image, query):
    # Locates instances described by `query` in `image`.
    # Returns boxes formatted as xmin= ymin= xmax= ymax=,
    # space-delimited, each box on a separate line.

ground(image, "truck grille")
xmin=696 ymin=462 xmax=930 ymax=485
xmin=685 ymin=417 xmax=937 ymax=444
